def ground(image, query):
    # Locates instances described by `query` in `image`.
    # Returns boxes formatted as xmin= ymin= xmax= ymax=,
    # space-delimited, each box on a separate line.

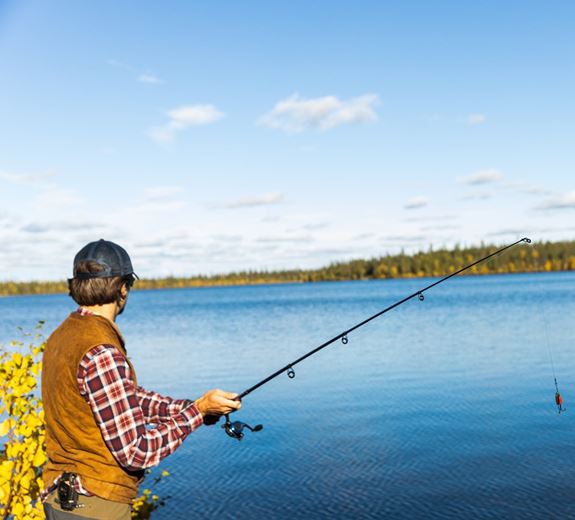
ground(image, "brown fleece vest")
xmin=42 ymin=312 xmax=143 ymax=503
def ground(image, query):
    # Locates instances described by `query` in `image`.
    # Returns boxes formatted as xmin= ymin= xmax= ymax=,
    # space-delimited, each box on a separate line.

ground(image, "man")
xmin=41 ymin=239 xmax=241 ymax=519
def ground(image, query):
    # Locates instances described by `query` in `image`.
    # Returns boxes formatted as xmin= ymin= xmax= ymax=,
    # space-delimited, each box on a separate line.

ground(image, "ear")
xmin=120 ymin=283 xmax=129 ymax=300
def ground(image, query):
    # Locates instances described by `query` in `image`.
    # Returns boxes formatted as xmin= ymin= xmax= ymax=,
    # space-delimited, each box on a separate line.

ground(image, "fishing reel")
xmin=222 ymin=414 xmax=263 ymax=441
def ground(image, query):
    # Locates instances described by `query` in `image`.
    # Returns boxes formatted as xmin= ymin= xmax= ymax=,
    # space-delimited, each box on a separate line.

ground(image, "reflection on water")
xmin=2 ymin=272 xmax=575 ymax=518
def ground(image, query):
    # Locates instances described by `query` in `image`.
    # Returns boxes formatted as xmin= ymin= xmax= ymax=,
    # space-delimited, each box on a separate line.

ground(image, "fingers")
xmin=220 ymin=391 xmax=240 ymax=401
xmin=195 ymin=389 xmax=241 ymax=418
xmin=215 ymin=391 xmax=241 ymax=413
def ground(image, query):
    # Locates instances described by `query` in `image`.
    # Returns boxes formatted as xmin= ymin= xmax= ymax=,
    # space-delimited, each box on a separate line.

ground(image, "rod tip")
xmin=522 ymin=237 xmax=532 ymax=244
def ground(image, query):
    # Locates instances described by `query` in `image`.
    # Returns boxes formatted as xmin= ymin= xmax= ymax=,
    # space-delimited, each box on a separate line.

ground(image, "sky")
xmin=0 ymin=1 xmax=574 ymax=281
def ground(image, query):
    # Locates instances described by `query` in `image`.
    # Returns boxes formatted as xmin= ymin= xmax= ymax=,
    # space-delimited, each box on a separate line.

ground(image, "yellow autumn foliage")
xmin=131 ymin=472 xmax=169 ymax=520
xmin=0 ymin=323 xmax=45 ymax=520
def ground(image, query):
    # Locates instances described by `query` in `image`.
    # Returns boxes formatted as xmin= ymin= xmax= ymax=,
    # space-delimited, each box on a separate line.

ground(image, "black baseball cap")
xmin=72 ymin=239 xmax=139 ymax=281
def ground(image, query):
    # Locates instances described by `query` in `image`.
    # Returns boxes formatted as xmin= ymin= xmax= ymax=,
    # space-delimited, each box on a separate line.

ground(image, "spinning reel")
xmin=222 ymin=415 xmax=263 ymax=441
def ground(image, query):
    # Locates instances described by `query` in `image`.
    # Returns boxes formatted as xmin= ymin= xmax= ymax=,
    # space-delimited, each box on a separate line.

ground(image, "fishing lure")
xmin=553 ymin=375 xmax=566 ymax=414
xmin=223 ymin=237 xmax=532 ymax=440
xmin=555 ymin=383 xmax=566 ymax=414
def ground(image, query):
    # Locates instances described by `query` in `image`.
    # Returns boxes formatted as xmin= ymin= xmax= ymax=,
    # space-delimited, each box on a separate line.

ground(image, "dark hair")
xmin=68 ymin=260 xmax=134 ymax=306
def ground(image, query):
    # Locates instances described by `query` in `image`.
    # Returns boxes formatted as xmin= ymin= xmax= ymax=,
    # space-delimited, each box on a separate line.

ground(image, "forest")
xmin=1 ymin=240 xmax=574 ymax=297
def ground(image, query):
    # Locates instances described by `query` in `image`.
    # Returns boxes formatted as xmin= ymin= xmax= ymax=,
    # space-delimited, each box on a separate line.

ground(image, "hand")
xmin=194 ymin=389 xmax=241 ymax=419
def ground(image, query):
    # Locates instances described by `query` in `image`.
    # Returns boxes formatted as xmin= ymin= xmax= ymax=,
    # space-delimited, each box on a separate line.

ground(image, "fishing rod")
xmin=222 ymin=237 xmax=532 ymax=440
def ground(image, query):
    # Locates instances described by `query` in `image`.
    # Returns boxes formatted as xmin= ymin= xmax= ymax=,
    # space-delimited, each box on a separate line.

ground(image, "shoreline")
xmin=2 ymin=239 xmax=574 ymax=297
xmin=0 ymin=267 xmax=571 ymax=299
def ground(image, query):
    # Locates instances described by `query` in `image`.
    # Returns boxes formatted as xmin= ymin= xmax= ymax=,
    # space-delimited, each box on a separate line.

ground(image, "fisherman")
xmin=41 ymin=239 xmax=241 ymax=519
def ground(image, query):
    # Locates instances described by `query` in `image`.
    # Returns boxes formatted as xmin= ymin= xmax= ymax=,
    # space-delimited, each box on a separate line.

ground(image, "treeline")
xmin=2 ymin=240 xmax=575 ymax=297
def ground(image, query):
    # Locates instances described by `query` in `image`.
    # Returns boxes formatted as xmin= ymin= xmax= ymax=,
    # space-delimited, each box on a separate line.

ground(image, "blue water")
xmin=2 ymin=273 xmax=574 ymax=519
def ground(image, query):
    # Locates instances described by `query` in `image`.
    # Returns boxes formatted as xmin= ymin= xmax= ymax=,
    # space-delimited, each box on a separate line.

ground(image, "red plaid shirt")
xmin=42 ymin=309 xmax=203 ymax=500
xmin=77 ymin=344 xmax=203 ymax=470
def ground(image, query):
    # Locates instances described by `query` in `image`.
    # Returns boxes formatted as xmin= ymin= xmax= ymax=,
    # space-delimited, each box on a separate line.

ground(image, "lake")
xmin=1 ymin=272 xmax=574 ymax=519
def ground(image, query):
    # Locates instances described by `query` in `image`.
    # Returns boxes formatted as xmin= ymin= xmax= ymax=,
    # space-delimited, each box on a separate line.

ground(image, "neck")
xmin=81 ymin=303 xmax=118 ymax=323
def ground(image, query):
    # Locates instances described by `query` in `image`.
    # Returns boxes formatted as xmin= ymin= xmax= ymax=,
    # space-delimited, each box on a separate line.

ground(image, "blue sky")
xmin=1 ymin=1 xmax=574 ymax=281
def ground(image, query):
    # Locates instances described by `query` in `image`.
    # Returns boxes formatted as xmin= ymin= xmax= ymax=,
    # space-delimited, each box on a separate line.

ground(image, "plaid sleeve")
xmin=135 ymin=386 xmax=190 ymax=423
xmin=77 ymin=345 xmax=204 ymax=471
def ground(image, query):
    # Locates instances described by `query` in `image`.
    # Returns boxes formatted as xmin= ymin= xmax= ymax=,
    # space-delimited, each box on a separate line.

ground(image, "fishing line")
xmin=222 ymin=237 xmax=532 ymax=440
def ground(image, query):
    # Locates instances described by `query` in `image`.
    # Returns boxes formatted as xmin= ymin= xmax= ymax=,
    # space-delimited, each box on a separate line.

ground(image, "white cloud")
xmin=169 ymin=105 xmax=223 ymax=126
xmin=106 ymin=58 xmax=132 ymax=70
xmin=136 ymin=200 xmax=186 ymax=212
xmin=535 ymin=191 xmax=575 ymax=211
xmin=147 ymin=127 xmax=173 ymax=143
xmin=298 ymin=221 xmax=330 ymax=231
xmin=261 ymin=216 xmax=281 ymax=223
xmin=138 ymin=73 xmax=164 ymax=84
xmin=404 ymin=196 xmax=429 ymax=210
xmin=125 ymin=185 xmax=186 ymax=212
xmin=467 ymin=113 xmax=486 ymax=125
xmin=458 ymin=169 xmax=503 ymax=185
xmin=504 ymin=181 xmax=549 ymax=195
xmin=218 ymin=192 xmax=285 ymax=209
xmin=404 ymin=215 xmax=456 ymax=223
xmin=255 ymin=234 xmax=313 ymax=243
xmin=353 ymin=232 xmax=376 ymax=240
xmin=144 ymin=186 xmax=183 ymax=201
xmin=21 ymin=220 xmax=108 ymax=234
xmin=124 ymin=189 xmax=186 ymax=215
xmin=382 ymin=234 xmax=426 ymax=243
xmin=487 ymin=228 xmax=527 ymax=237
xmin=420 ymin=224 xmax=459 ymax=231
xmin=107 ymin=59 xmax=165 ymax=85
xmin=258 ymin=93 xmax=379 ymax=133
xmin=462 ymin=190 xmax=493 ymax=201
xmin=148 ymin=104 xmax=224 ymax=143
xmin=0 ymin=170 xmax=56 ymax=186
xmin=34 ymin=187 xmax=84 ymax=208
